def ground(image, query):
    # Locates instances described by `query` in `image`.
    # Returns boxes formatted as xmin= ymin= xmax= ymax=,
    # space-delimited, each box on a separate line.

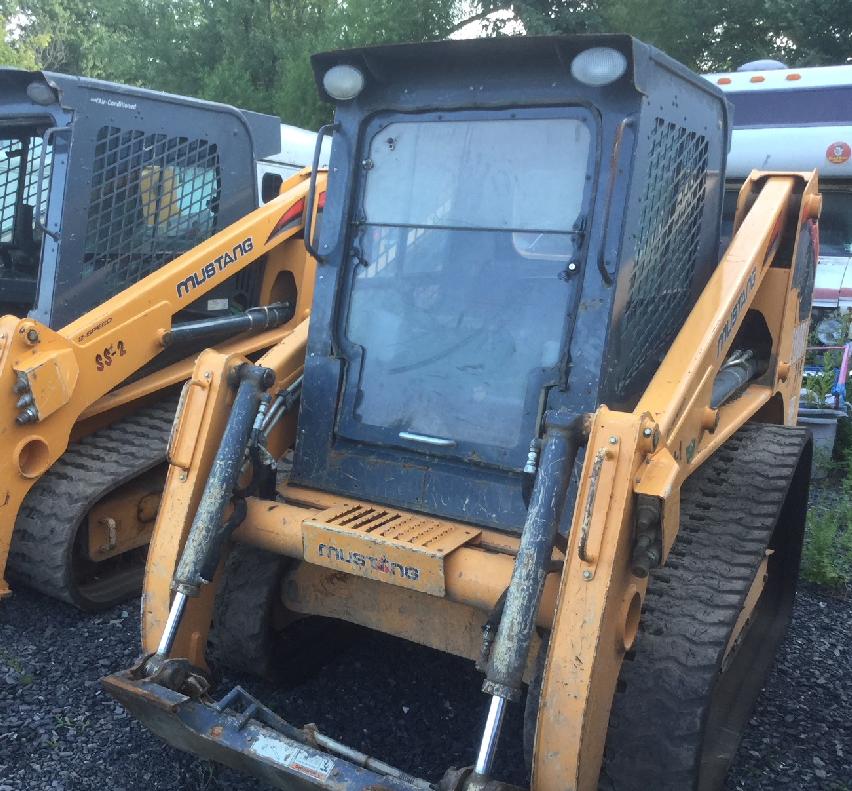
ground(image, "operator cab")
xmin=292 ymin=36 xmax=729 ymax=532
xmin=0 ymin=68 xmax=281 ymax=327
xmin=0 ymin=98 xmax=56 ymax=317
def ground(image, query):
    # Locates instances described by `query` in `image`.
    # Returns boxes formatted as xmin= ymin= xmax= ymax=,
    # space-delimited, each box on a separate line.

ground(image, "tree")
xmin=0 ymin=0 xmax=465 ymax=127
xmin=0 ymin=0 xmax=848 ymax=128
xmin=461 ymin=1 xmax=850 ymax=70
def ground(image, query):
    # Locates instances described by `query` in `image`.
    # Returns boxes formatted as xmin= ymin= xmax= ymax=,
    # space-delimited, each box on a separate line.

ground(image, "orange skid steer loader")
xmin=0 ymin=68 xmax=325 ymax=611
xmin=0 ymin=163 xmax=325 ymax=608
xmin=105 ymin=35 xmax=819 ymax=791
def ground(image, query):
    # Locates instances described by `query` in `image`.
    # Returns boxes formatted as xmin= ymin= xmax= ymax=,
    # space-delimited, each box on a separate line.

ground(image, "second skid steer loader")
xmin=0 ymin=69 xmax=323 ymax=610
xmin=0 ymin=165 xmax=325 ymax=611
xmin=105 ymin=35 xmax=819 ymax=791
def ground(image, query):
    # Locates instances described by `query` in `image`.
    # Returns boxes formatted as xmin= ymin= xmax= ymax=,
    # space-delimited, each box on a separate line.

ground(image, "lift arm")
xmin=0 ymin=171 xmax=326 ymax=597
xmin=532 ymin=171 xmax=820 ymax=789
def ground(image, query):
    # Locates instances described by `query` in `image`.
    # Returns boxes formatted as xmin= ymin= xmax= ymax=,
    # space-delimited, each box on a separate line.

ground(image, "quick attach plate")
xmin=302 ymin=503 xmax=480 ymax=596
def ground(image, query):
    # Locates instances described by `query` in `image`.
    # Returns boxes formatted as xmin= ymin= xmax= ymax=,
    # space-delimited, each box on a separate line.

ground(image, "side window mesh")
xmin=615 ymin=118 xmax=709 ymax=397
xmin=0 ymin=136 xmax=53 ymax=243
xmin=82 ymin=126 xmax=220 ymax=290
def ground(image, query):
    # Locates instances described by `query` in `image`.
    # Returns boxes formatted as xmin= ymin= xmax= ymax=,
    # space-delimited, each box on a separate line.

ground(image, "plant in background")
xmin=809 ymin=308 xmax=852 ymax=351
xmin=802 ymin=505 xmax=852 ymax=588
xmin=801 ymin=348 xmax=841 ymax=406
xmin=802 ymin=446 xmax=852 ymax=590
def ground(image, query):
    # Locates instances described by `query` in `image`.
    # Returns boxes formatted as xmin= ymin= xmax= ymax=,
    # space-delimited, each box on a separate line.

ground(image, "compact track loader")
xmin=0 ymin=68 xmax=323 ymax=610
xmin=104 ymin=35 xmax=819 ymax=790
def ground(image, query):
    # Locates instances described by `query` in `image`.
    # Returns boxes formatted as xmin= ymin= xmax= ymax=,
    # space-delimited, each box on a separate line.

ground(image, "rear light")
xmin=265 ymin=193 xmax=326 ymax=245
xmin=265 ymin=198 xmax=306 ymax=244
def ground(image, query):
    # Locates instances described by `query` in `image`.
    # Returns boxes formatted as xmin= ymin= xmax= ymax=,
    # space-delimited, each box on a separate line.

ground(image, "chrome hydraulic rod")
xmin=153 ymin=363 xmax=275 ymax=662
xmin=474 ymin=696 xmax=507 ymax=776
xmin=155 ymin=591 xmax=188 ymax=657
xmin=473 ymin=410 xmax=585 ymax=779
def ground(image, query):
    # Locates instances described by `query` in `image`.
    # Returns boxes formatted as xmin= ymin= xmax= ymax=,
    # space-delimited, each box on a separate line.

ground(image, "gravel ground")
xmin=0 ymin=583 xmax=849 ymax=790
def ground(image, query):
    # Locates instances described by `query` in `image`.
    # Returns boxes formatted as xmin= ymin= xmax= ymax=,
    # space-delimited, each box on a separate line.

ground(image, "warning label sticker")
xmin=250 ymin=733 xmax=335 ymax=782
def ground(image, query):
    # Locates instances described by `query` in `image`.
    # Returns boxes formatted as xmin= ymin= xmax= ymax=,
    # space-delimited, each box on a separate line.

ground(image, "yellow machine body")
xmin=127 ymin=169 xmax=819 ymax=790
xmin=102 ymin=34 xmax=821 ymax=791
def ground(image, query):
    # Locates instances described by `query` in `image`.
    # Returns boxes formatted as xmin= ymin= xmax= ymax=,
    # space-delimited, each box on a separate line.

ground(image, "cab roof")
xmin=311 ymin=34 xmax=725 ymax=105
xmin=706 ymin=63 xmax=852 ymax=93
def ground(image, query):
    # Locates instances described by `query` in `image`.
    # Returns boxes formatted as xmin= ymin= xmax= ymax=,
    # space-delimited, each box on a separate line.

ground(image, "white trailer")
xmin=256 ymin=123 xmax=332 ymax=203
xmin=706 ymin=63 xmax=852 ymax=336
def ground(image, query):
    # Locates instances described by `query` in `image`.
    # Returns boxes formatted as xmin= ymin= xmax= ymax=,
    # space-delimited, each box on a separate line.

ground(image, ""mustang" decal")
xmin=317 ymin=543 xmax=421 ymax=581
xmin=176 ymin=237 xmax=254 ymax=298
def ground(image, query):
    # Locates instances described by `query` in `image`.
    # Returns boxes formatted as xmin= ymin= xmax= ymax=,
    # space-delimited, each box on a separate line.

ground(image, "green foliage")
xmin=807 ymin=308 xmax=852 ymax=351
xmin=802 ymin=348 xmax=841 ymax=407
xmin=803 ymin=309 xmax=852 ymax=406
xmin=802 ymin=446 xmax=852 ymax=589
xmin=0 ymin=647 xmax=33 ymax=684
xmin=803 ymin=503 xmax=852 ymax=588
xmin=2 ymin=0 xmax=850 ymax=129
xmin=0 ymin=0 xmax=462 ymax=128
xmin=498 ymin=0 xmax=852 ymax=71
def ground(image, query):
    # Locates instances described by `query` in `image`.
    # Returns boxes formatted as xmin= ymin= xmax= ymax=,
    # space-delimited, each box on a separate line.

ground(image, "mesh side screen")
xmin=615 ymin=119 xmax=709 ymax=396
xmin=0 ymin=136 xmax=53 ymax=243
xmin=0 ymin=139 xmax=22 ymax=242
xmin=82 ymin=126 xmax=220 ymax=291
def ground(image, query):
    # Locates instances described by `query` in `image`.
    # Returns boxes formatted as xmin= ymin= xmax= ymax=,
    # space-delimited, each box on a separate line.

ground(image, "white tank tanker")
xmin=256 ymin=123 xmax=332 ymax=204
xmin=706 ymin=63 xmax=852 ymax=342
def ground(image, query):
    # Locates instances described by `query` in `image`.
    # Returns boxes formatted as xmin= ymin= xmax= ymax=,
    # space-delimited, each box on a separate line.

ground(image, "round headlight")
xmin=322 ymin=65 xmax=365 ymax=101
xmin=570 ymin=47 xmax=628 ymax=87
xmin=26 ymin=81 xmax=58 ymax=106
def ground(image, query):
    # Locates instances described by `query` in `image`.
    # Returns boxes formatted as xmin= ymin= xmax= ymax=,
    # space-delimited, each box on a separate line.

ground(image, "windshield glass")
xmin=342 ymin=114 xmax=592 ymax=456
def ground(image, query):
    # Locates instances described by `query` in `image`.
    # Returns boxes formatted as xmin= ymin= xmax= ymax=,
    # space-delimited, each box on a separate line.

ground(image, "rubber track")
xmin=600 ymin=423 xmax=809 ymax=791
xmin=7 ymin=399 xmax=178 ymax=610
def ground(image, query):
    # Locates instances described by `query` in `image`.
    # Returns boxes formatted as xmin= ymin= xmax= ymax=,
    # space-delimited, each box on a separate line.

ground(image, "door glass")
xmin=344 ymin=116 xmax=592 ymax=453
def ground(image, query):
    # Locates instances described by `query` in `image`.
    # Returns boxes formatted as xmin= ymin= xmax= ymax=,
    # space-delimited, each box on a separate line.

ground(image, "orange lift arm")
xmin=0 ymin=171 xmax=326 ymax=598
xmin=532 ymin=170 xmax=820 ymax=789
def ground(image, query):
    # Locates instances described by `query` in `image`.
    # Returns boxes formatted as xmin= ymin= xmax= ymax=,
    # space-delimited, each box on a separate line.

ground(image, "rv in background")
xmin=256 ymin=123 xmax=331 ymax=203
xmin=707 ymin=62 xmax=852 ymax=342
